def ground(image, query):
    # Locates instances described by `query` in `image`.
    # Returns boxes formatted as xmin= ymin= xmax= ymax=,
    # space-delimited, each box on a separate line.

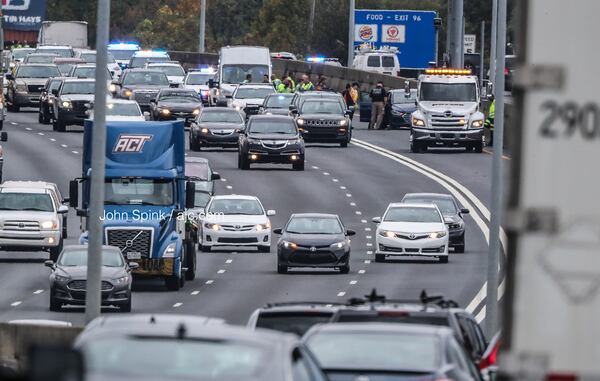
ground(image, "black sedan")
xmin=274 ymin=213 xmax=355 ymax=274
xmin=261 ymin=93 xmax=294 ymax=115
xmin=238 ymin=115 xmax=305 ymax=171
xmin=384 ymin=88 xmax=418 ymax=129
xmin=189 ymin=107 xmax=245 ymax=151
xmin=45 ymin=245 xmax=137 ymax=312
xmin=150 ymin=88 xmax=203 ymax=125
xmin=303 ymin=323 xmax=483 ymax=381
xmin=401 ymin=193 xmax=469 ymax=253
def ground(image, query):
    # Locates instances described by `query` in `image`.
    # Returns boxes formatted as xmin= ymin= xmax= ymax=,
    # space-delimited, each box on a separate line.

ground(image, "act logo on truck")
xmin=113 ymin=134 xmax=153 ymax=153
xmin=2 ymin=0 xmax=30 ymax=11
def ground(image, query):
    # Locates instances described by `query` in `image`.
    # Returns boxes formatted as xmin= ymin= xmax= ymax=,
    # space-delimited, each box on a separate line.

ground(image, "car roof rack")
xmin=263 ymin=301 xmax=344 ymax=308
xmin=346 ymin=289 xmax=459 ymax=309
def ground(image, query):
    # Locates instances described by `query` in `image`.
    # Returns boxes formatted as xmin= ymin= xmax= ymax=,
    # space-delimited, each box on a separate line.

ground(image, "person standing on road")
xmin=297 ymin=74 xmax=315 ymax=92
xmin=271 ymin=75 xmax=281 ymax=89
xmin=342 ymin=84 xmax=357 ymax=119
xmin=485 ymin=97 xmax=496 ymax=146
xmin=351 ymin=82 xmax=360 ymax=106
xmin=277 ymin=78 xmax=293 ymax=93
xmin=369 ymin=81 xmax=387 ymax=130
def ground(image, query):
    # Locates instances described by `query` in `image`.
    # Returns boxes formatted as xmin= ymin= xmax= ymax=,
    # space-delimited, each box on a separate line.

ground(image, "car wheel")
xmin=375 ymin=253 xmax=386 ymax=262
xmin=439 ymin=256 xmax=449 ymax=263
xmin=293 ymin=160 xmax=304 ymax=171
xmin=200 ymin=245 xmax=211 ymax=252
xmin=339 ymin=264 xmax=350 ymax=274
xmin=474 ymin=141 xmax=483 ymax=153
xmin=258 ymin=245 xmax=270 ymax=253
xmin=410 ymin=141 xmax=420 ymax=153
xmin=120 ymin=296 xmax=132 ymax=312
xmin=454 ymin=244 xmax=465 ymax=253
xmin=49 ymin=239 xmax=63 ymax=262
xmin=277 ymin=263 xmax=288 ymax=274
xmin=184 ymin=240 xmax=196 ymax=281
xmin=49 ymin=288 xmax=61 ymax=312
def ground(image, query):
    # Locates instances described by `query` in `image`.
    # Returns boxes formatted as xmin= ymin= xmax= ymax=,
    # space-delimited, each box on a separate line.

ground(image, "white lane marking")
xmin=365 ymin=227 xmax=371 ymax=231
xmin=25 ymin=127 xmax=32 ymax=130
xmin=358 ymin=269 xmax=366 ymax=274
xmin=38 ymin=132 xmax=44 ymax=136
xmin=340 ymin=186 xmax=347 ymax=190
xmin=366 ymin=235 xmax=372 ymax=239
xmin=346 ymin=193 xmax=352 ymax=197
xmin=225 ymin=259 xmax=233 ymax=264
xmin=61 ymin=144 xmax=68 ymax=148
xmin=332 ymin=178 xmax=339 ymax=182
xmin=367 ymin=250 xmax=373 ymax=255
xmin=226 ymin=185 xmax=233 ymax=189
xmin=350 ymin=202 xmax=356 ymax=206
xmin=50 ymin=138 xmax=56 ymax=142
xmin=475 ymin=305 xmax=486 ymax=323
xmin=33 ymin=289 xmax=44 ymax=295
xmin=221 ymin=178 xmax=227 ymax=182
xmin=355 ymin=211 xmax=362 ymax=215
xmin=361 ymin=219 xmax=367 ymax=223
xmin=366 ymin=243 xmax=372 ymax=247
xmin=364 ymin=260 xmax=371 ymax=264
xmin=217 ymin=269 xmax=226 ymax=274
xmin=337 ymin=291 xmax=346 ymax=297
xmin=323 ymin=172 xmax=330 ymax=176
xmin=352 ymin=138 xmax=508 ymax=321
xmin=205 ymin=280 xmax=214 ymax=284
xmin=349 ymin=280 xmax=358 ymax=285
xmin=10 ymin=301 xmax=22 ymax=307
xmin=191 ymin=290 xmax=200 ymax=295
xmin=10 ymin=122 xmax=18 ymax=125
xmin=312 ymin=166 xmax=319 ymax=169
xmin=173 ymin=302 xmax=183 ymax=308
xmin=72 ymin=150 xmax=79 ymax=154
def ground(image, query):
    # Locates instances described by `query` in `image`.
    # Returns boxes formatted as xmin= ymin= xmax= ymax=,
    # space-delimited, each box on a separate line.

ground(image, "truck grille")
xmin=27 ymin=85 xmax=44 ymax=93
xmin=106 ymin=228 xmax=153 ymax=258
xmin=68 ymin=280 xmax=113 ymax=291
xmin=429 ymin=113 xmax=467 ymax=129
xmin=3 ymin=220 xmax=40 ymax=231
xmin=261 ymin=140 xmax=287 ymax=149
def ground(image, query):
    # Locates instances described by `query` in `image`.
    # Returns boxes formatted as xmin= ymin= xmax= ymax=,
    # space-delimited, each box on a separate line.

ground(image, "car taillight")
xmin=504 ymin=67 xmax=509 ymax=75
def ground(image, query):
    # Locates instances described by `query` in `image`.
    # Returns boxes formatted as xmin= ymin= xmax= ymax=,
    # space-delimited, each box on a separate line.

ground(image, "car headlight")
xmin=48 ymin=98 xmax=54 ymax=104
xmin=412 ymin=116 xmax=426 ymax=127
xmin=297 ymin=118 xmax=305 ymax=126
xmin=339 ymin=119 xmax=348 ymax=126
xmin=163 ymin=242 xmax=177 ymax=258
xmin=123 ymin=89 xmax=132 ymax=98
xmin=61 ymin=100 xmax=72 ymax=109
xmin=204 ymin=222 xmax=220 ymax=231
xmin=379 ymin=230 xmax=396 ymax=238
xmin=16 ymin=83 xmax=27 ymax=92
xmin=200 ymin=127 xmax=209 ymax=134
xmin=40 ymin=220 xmax=58 ymax=229
xmin=109 ymin=83 xmax=117 ymax=93
xmin=255 ymin=222 xmax=271 ymax=231
xmin=160 ymin=108 xmax=171 ymax=115
xmin=192 ymin=108 xmax=201 ymax=116
xmin=234 ymin=105 xmax=242 ymax=111
xmin=113 ymin=275 xmax=129 ymax=284
xmin=429 ymin=231 xmax=447 ymax=239
xmin=330 ymin=241 xmax=346 ymax=249
xmin=54 ymin=275 xmax=70 ymax=283
xmin=471 ymin=119 xmax=484 ymax=128
xmin=282 ymin=241 xmax=298 ymax=249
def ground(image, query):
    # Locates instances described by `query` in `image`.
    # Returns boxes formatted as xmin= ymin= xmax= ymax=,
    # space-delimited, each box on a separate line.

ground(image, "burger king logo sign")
xmin=355 ymin=24 xmax=378 ymax=42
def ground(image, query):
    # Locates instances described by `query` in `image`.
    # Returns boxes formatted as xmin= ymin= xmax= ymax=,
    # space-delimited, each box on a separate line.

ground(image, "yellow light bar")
xmin=424 ymin=68 xmax=472 ymax=75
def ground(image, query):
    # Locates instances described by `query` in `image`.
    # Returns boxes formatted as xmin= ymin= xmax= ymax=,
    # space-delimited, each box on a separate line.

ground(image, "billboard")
xmin=354 ymin=9 xmax=436 ymax=69
xmin=2 ymin=0 xmax=47 ymax=31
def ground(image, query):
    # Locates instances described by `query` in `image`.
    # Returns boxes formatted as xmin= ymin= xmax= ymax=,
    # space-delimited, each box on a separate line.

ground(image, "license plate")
xmin=127 ymin=252 xmax=141 ymax=260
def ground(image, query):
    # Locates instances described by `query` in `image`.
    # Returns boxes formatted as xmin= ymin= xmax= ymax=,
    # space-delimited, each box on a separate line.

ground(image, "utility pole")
xmin=489 ymin=0 xmax=498 ymax=91
xmin=347 ymin=0 xmax=355 ymax=66
xmin=0 ymin=1 xmax=4 ymax=84
xmin=434 ymin=17 xmax=442 ymax=66
xmin=307 ymin=0 xmax=316 ymax=55
xmin=445 ymin=0 xmax=452 ymax=65
xmin=485 ymin=0 xmax=507 ymax=338
xmin=86 ymin=0 xmax=110 ymax=324
xmin=480 ymin=21 xmax=485 ymax=88
xmin=199 ymin=0 xmax=206 ymax=53
xmin=451 ymin=0 xmax=464 ymax=67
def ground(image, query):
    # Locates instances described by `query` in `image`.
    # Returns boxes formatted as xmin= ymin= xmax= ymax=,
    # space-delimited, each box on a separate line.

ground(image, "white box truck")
xmin=37 ymin=21 xmax=88 ymax=49
xmin=502 ymin=0 xmax=600 ymax=380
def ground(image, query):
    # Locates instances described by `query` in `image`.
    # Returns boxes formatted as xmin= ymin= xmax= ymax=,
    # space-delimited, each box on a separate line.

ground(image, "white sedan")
xmin=201 ymin=195 xmax=275 ymax=252
xmin=373 ymin=203 xmax=449 ymax=263
xmin=88 ymin=98 xmax=148 ymax=122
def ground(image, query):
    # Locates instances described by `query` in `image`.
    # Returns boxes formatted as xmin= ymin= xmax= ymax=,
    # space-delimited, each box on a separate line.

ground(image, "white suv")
xmin=373 ymin=203 xmax=449 ymax=263
xmin=0 ymin=181 xmax=69 ymax=260
xmin=201 ymin=195 xmax=275 ymax=252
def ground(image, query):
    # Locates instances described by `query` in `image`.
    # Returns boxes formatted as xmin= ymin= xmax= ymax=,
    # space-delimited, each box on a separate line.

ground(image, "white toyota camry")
xmin=201 ymin=195 xmax=275 ymax=252
xmin=373 ymin=203 xmax=449 ymax=263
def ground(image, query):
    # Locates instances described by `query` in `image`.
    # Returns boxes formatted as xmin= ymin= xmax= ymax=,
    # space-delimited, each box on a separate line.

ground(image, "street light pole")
xmin=489 ymin=0 xmax=498 ymax=91
xmin=307 ymin=0 xmax=316 ymax=55
xmin=86 ymin=0 xmax=111 ymax=324
xmin=451 ymin=0 xmax=464 ymax=68
xmin=480 ymin=21 xmax=485 ymax=88
xmin=347 ymin=0 xmax=355 ymax=66
xmin=485 ymin=0 xmax=507 ymax=338
xmin=199 ymin=0 xmax=206 ymax=53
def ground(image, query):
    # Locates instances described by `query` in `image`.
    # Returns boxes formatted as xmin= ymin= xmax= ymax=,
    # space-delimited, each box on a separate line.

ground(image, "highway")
xmin=0 ymin=109 xmax=502 ymax=326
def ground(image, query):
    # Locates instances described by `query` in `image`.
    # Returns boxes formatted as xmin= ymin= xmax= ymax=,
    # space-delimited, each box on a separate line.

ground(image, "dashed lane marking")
xmin=349 ymin=280 xmax=358 ymax=285
xmin=367 ymin=250 xmax=373 ymax=255
xmin=191 ymin=290 xmax=200 ymax=295
xmin=226 ymin=185 xmax=233 ymax=189
xmin=364 ymin=260 xmax=371 ymax=264
xmin=346 ymin=193 xmax=352 ymax=197
xmin=337 ymin=291 xmax=346 ymax=297
xmin=340 ymin=186 xmax=347 ymax=190
xmin=225 ymin=259 xmax=233 ymax=264
xmin=366 ymin=243 xmax=373 ymax=247
xmin=10 ymin=122 xmax=18 ymax=125
xmin=365 ymin=227 xmax=371 ymax=231
xmin=10 ymin=301 xmax=22 ymax=307
xmin=33 ymin=289 xmax=44 ymax=295
xmin=205 ymin=280 xmax=214 ymax=284
xmin=50 ymin=138 xmax=56 ymax=142
xmin=332 ymin=178 xmax=339 ymax=182
xmin=38 ymin=132 xmax=44 ymax=136
xmin=72 ymin=151 xmax=79 ymax=154
xmin=361 ymin=219 xmax=367 ymax=223
xmin=61 ymin=144 xmax=68 ymax=148
xmin=217 ymin=269 xmax=226 ymax=274
xmin=311 ymin=166 xmax=319 ymax=169
xmin=366 ymin=235 xmax=372 ymax=239
xmin=323 ymin=172 xmax=330 ymax=176
xmin=355 ymin=211 xmax=362 ymax=215
xmin=25 ymin=127 xmax=32 ymax=130
xmin=173 ymin=302 xmax=183 ymax=308
xmin=221 ymin=178 xmax=227 ymax=182
xmin=358 ymin=269 xmax=366 ymax=274
xmin=350 ymin=202 xmax=356 ymax=206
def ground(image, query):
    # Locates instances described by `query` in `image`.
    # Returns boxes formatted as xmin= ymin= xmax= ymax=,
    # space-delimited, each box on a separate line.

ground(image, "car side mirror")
xmin=372 ymin=217 xmax=382 ymax=224
xmin=346 ymin=229 xmax=356 ymax=236
xmin=69 ymin=180 xmax=79 ymax=208
xmin=57 ymin=205 xmax=69 ymax=214
xmin=44 ymin=260 xmax=54 ymax=268
xmin=128 ymin=262 xmax=139 ymax=270
xmin=62 ymin=197 xmax=70 ymax=204
xmin=273 ymin=228 xmax=283 ymax=235
xmin=290 ymin=108 xmax=299 ymax=115
xmin=51 ymin=89 xmax=59 ymax=96
xmin=266 ymin=209 xmax=276 ymax=216
xmin=185 ymin=181 xmax=196 ymax=209
xmin=460 ymin=208 xmax=470 ymax=214
xmin=344 ymin=110 xmax=352 ymax=117
xmin=211 ymin=172 xmax=221 ymax=181
xmin=143 ymin=111 xmax=150 ymax=120
xmin=0 ymin=132 xmax=7 ymax=142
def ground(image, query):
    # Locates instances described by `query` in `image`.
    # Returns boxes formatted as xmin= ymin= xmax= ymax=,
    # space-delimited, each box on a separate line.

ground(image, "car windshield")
xmin=186 ymin=73 xmax=213 ymax=85
xmin=49 ymin=80 xmax=63 ymax=92
xmin=392 ymin=91 xmax=417 ymax=104
xmin=286 ymin=217 xmax=343 ymax=234
xmin=200 ymin=111 xmax=243 ymax=124
xmin=0 ymin=193 xmax=54 ymax=212
xmin=404 ymin=198 xmax=457 ymax=214
xmin=57 ymin=63 xmax=76 ymax=75
xmin=130 ymin=55 xmax=170 ymax=68
xmin=419 ymin=83 xmax=477 ymax=102
xmin=159 ymin=91 xmax=201 ymax=103
xmin=208 ymin=199 xmax=263 ymax=215
xmin=104 ymin=178 xmax=174 ymax=206
xmin=36 ymin=48 xmax=72 ymax=57
xmin=83 ymin=337 xmax=269 ymax=380
xmin=222 ymin=64 xmax=269 ymax=84
xmin=186 ymin=162 xmax=209 ymax=180
xmin=26 ymin=55 xmax=56 ymax=64
xmin=249 ymin=120 xmax=296 ymax=135
xmin=58 ymin=249 xmax=124 ymax=267
xmin=265 ymin=95 xmax=292 ymax=108
xmin=194 ymin=191 xmax=211 ymax=208
xmin=123 ymin=72 xmax=169 ymax=86
xmin=384 ymin=207 xmax=442 ymax=223
xmin=306 ymin=331 xmax=439 ymax=372
xmin=109 ymin=49 xmax=137 ymax=60
xmin=153 ymin=66 xmax=185 ymax=77
xmin=301 ymin=101 xmax=343 ymax=114
xmin=16 ymin=65 xmax=61 ymax=78
xmin=382 ymin=55 xmax=396 ymax=68
xmin=73 ymin=67 xmax=112 ymax=78
xmin=106 ymin=103 xmax=141 ymax=116
xmin=256 ymin=313 xmax=334 ymax=336
xmin=12 ymin=49 xmax=34 ymax=59
xmin=234 ymin=87 xmax=274 ymax=99
xmin=61 ymin=82 xmax=95 ymax=95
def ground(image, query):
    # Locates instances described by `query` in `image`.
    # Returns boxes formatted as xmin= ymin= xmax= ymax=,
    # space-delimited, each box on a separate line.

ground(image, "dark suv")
xmin=51 ymin=78 xmax=95 ymax=132
xmin=238 ymin=115 xmax=305 ymax=171
xmin=113 ymin=68 xmax=170 ymax=112
xmin=294 ymin=99 xmax=352 ymax=147
xmin=38 ymin=77 xmax=67 ymax=124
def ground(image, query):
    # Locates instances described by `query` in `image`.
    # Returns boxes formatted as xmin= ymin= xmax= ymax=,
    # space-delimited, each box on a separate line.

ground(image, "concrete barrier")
xmin=0 ymin=323 xmax=82 ymax=373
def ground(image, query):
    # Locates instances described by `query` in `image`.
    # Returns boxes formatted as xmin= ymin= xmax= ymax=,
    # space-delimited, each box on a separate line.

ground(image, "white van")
xmin=352 ymin=46 xmax=400 ymax=76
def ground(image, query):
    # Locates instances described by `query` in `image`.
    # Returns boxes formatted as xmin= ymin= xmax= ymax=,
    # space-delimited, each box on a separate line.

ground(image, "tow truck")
xmin=410 ymin=68 xmax=485 ymax=153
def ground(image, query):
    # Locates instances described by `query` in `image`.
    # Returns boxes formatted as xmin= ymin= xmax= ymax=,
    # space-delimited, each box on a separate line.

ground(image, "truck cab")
xmin=69 ymin=120 xmax=197 ymax=291
xmin=410 ymin=68 xmax=485 ymax=153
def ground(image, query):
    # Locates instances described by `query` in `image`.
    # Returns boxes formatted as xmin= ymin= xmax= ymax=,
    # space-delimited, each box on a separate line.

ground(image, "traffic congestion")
xmin=0 ymin=0 xmax=574 ymax=380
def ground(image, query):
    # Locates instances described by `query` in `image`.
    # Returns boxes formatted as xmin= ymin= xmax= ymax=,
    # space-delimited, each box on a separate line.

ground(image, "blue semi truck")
xmin=69 ymin=120 xmax=197 ymax=290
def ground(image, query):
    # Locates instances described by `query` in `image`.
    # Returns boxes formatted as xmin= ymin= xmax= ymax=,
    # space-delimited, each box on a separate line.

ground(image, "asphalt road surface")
xmin=0 ymin=109 xmax=507 ymax=326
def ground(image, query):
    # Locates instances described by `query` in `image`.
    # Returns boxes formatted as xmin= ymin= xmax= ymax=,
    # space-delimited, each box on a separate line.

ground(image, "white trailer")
xmin=502 ymin=0 xmax=600 ymax=379
xmin=37 ymin=21 xmax=88 ymax=49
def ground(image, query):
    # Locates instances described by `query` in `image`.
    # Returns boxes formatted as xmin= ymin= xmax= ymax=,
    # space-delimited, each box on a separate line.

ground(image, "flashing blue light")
xmin=107 ymin=42 xmax=140 ymax=50
xmin=306 ymin=56 xmax=325 ymax=63
xmin=277 ymin=95 xmax=285 ymax=99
